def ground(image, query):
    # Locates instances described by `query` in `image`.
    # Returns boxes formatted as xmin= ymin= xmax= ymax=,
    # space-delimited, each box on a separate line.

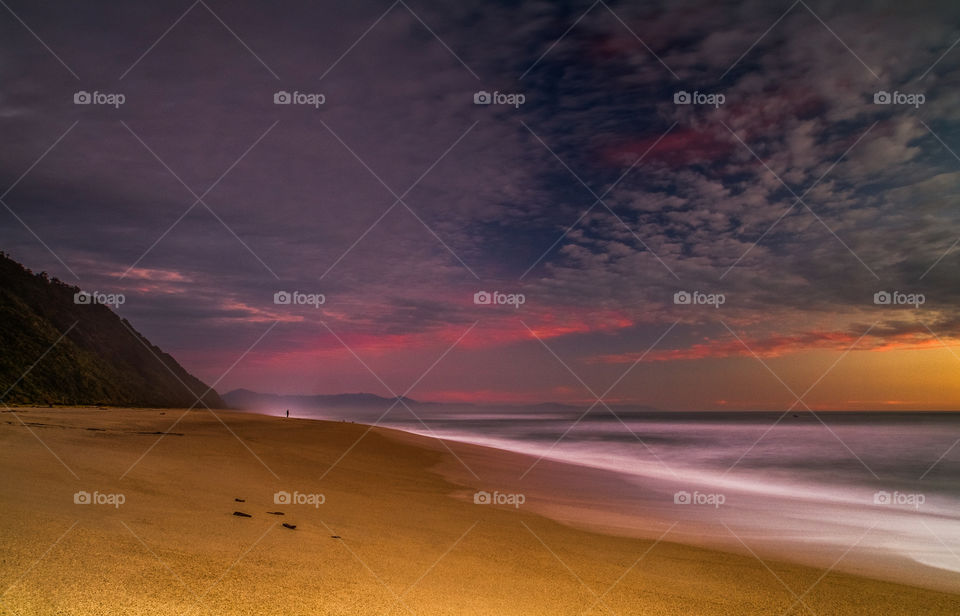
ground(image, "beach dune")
xmin=1 ymin=407 xmax=958 ymax=615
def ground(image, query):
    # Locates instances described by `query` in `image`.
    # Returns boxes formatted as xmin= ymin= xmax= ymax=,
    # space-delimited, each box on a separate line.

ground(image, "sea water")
xmin=283 ymin=406 xmax=960 ymax=590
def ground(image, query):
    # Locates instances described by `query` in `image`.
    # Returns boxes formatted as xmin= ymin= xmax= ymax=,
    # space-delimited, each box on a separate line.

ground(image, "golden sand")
xmin=1 ymin=407 xmax=957 ymax=615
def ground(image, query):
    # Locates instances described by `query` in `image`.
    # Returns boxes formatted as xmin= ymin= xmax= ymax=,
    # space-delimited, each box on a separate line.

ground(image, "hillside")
xmin=0 ymin=251 xmax=224 ymax=407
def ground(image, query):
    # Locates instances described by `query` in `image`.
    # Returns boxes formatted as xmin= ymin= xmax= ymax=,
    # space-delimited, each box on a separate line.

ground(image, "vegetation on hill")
xmin=0 ymin=251 xmax=224 ymax=407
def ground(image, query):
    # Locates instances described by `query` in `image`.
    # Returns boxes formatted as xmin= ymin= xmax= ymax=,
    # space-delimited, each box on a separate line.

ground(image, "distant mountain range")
xmin=222 ymin=388 xmax=658 ymax=418
xmin=222 ymin=389 xmax=420 ymax=411
xmin=0 ymin=251 xmax=224 ymax=407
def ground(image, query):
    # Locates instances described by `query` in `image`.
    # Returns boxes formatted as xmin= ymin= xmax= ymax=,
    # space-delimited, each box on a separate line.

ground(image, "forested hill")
xmin=0 ymin=251 xmax=224 ymax=408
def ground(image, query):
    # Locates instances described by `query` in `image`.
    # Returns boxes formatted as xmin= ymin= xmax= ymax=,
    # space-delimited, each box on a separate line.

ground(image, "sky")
xmin=3 ymin=0 xmax=960 ymax=410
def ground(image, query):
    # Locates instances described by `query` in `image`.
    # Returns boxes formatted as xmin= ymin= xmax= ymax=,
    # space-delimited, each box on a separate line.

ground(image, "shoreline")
xmin=2 ymin=406 xmax=958 ymax=614
xmin=370 ymin=414 xmax=960 ymax=594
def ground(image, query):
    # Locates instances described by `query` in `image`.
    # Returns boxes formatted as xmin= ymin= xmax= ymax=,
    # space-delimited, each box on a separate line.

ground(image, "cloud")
xmin=4 ymin=0 xmax=960 ymax=406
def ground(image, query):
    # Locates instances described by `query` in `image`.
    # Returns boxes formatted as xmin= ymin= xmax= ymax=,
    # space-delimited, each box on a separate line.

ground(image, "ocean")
xmin=271 ymin=406 xmax=960 ymax=590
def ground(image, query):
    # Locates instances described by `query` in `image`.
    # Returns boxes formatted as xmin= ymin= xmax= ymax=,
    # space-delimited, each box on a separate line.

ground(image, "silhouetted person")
xmin=285 ymin=409 xmax=289 ymax=418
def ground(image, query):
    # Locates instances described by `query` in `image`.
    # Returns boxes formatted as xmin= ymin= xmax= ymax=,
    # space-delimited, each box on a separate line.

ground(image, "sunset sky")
xmin=3 ymin=0 xmax=960 ymax=410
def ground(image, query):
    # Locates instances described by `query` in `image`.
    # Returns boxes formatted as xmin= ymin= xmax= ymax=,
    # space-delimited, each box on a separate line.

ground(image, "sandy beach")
xmin=1 ymin=406 xmax=958 ymax=615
